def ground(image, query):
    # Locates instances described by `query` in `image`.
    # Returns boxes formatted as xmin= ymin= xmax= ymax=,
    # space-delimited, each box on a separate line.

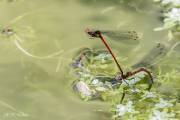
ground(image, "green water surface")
xmin=0 ymin=0 xmax=179 ymax=120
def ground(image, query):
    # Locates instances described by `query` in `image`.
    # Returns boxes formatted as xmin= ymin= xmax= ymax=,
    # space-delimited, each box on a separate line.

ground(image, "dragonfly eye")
xmin=94 ymin=30 xmax=101 ymax=36
xmin=88 ymin=31 xmax=101 ymax=38
xmin=85 ymin=28 xmax=101 ymax=38
xmin=87 ymin=30 xmax=100 ymax=38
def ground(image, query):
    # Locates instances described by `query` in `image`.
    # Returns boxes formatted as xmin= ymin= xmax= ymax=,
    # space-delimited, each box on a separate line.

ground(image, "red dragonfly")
xmin=85 ymin=28 xmax=153 ymax=91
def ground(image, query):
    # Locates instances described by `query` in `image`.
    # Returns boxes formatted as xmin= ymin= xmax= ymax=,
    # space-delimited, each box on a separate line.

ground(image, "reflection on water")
xmin=0 ymin=0 xmax=179 ymax=120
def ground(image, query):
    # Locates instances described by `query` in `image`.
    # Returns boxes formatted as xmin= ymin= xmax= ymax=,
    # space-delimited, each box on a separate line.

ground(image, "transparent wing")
xmin=132 ymin=43 xmax=168 ymax=68
xmin=101 ymin=30 xmax=141 ymax=45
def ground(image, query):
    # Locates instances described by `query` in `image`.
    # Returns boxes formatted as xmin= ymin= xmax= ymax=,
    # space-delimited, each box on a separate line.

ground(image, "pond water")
xmin=0 ymin=0 xmax=179 ymax=120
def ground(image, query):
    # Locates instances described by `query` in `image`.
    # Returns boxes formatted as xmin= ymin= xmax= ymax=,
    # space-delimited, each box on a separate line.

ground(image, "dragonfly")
xmin=73 ymin=29 xmax=179 ymax=103
xmin=83 ymin=28 xmax=154 ymax=102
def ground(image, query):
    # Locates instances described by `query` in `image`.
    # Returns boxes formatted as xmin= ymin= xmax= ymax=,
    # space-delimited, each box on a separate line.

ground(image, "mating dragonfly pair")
xmin=72 ymin=28 xmax=155 ymax=102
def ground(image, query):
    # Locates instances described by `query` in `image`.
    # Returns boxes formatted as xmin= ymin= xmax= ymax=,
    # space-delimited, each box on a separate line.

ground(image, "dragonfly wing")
xmin=132 ymin=43 xmax=168 ymax=68
xmin=102 ymin=30 xmax=141 ymax=45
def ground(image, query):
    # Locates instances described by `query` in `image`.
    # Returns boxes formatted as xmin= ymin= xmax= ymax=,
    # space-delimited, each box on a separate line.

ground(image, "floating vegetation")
xmin=71 ymin=48 xmax=179 ymax=120
xmin=113 ymin=95 xmax=177 ymax=120
xmin=154 ymin=0 xmax=180 ymax=36
xmin=71 ymin=29 xmax=152 ymax=102
xmin=69 ymin=28 xmax=180 ymax=120
xmin=0 ymin=14 xmax=63 ymax=59
xmin=112 ymin=67 xmax=180 ymax=120
xmin=71 ymin=48 xmax=153 ymax=102
xmin=154 ymin=0 xmax=180 ymax=7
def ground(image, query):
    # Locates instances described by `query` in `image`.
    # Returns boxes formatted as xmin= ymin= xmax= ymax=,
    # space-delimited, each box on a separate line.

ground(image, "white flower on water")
xmin=91 ymin=79 xmax=99 ymax=85
xmin=160 ymin=0 xmax=180 ymax=6
xmin=126 ymin=101 xmax=135 ymax=113
xmin=165 ymin=8 xmax=180 ymax=24
xmin=143 ymin=91 xmax=157 ymax=98
xmin=116 ymin=101 xmax=135 ymax=116
xmin=155 ymin=98 xmax=174 ymax=108
xmin=131 ymin=88 xmax=140 ymax=93
xmin=155 ymin=8 xmax=180 ymax=31
xmin=116 ymin=104 xmax=126 ymax=116
xmin=149 ymin=110 xmax=176 ymax=120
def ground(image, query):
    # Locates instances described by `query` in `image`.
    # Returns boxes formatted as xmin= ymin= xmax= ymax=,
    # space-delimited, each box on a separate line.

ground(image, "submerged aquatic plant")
xmin=0 ymin=13 xmax=63 ymax=59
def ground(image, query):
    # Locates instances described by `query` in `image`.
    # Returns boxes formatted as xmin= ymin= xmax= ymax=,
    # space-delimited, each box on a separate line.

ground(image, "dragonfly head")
xmin=85 ymin=28 xmax=101 ymax=38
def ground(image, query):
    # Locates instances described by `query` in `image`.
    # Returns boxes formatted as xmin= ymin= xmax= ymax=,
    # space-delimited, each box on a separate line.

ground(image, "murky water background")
xmin=0 ymin=0 xmax=179 ymax=120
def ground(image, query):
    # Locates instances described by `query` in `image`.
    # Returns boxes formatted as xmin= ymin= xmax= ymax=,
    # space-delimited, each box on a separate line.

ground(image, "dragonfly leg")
xmin=120 ymin=92 xmax=126 ymax=103
xmin=124 ymin=67 xmax=153 ymax=91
